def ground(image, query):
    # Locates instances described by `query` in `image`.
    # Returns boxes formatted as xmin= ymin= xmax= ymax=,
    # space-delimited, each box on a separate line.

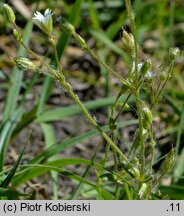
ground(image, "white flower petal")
xmin=33 ymin=9 xmax=53 ymax=24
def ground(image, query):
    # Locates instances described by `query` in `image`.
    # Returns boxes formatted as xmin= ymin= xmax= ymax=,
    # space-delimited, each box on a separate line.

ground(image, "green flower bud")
xmin=121 ymin=29 xmax=135 ymax=57
xmin=159 ymin=71 xmax=167 ymax=81
xmin=161 ymin=148 xmax=175 ymax=174
xmin=3 ymin=4 xmax=16 ymax=23
xmin=138 ymin=183 xmax=149 ymax=199
xmin=59 ymin=17 xmax=75 ymax=35
xmin=142 ymin=105 xmax=152 ymax=130
xmin=116 ymin=102 xmax=130 ymax=111
xmin=131 ymin=128 xmax=148 ymax=155
xmin=13 ymin=29 xmax=22 ymax=41
xmin=139 ymin=59 xmax=152 ymax=78
xmin=14 ymin=57 xmax=37 ymax=71
xmin=121 ymin=161 xmax=140 ymax=180
xmin=169 ymin=47 xmax=180 ymax=61
xmin=73 ymin=33 xmax=87 ymax=50
xmin=132 ymin=157 xmax=140 ymax=166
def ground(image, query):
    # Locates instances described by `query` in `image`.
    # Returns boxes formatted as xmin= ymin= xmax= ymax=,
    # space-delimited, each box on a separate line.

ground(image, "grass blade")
xmin=0 ymin=131 xmax=30 ymax=188
xmin=3 ymin=19 xmax=33 ymax=122
xmin=29 ymin=119 xmax=138 ymax=164
xmin=37 ymin=95 xmax=135 ymax=122
xmin=0 ymin=188 xmax=30 ymax=197
xmin=0 ymin=108 xmax=24 ymax=171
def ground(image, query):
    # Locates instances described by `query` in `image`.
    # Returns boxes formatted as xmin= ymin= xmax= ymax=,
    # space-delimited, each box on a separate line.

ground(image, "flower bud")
xmin=13 ymin=29 xmax=22 ymax=41
xmin=73 ymin=33 xmax=87 ymax=50
xmin=121 ymin=29 xmax=135 ymax=57
xmin=116 ymin=102 xmax=130 ymax=111
xmin=14 ymin=57 xmax=37 ymax=71
xmin=169 ymin=47 xmax=180 ymax=61
xmin=142 ymin=105 xmax=152 ymax=130
xmin=59 ymin=17 xmax=75 ymax=35
xmin=121 ymin=161 xmax=140 ymax=180
xmin=138 ymin=183 xmax=149 ymax=199
xmin=145 ymin=71 xmax=153 ymax=84
xmin=3 ymin=4 xmax=16 ymax=23
xmin=159 ymin=71 xmax=167 ymax=81
xmin=139 ymin=59 xmax=152 ymax=78
xmin=161 ymin=148 xmax=175 ymax=174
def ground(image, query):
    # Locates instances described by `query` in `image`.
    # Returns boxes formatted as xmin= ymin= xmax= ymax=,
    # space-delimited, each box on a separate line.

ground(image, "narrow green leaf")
xmin=11 ymin=105 xmax=37 ymax=140
xmin=37 ymin=95 xmax=135 ymax=122
xmin=13 ymin=158 xmax=100 ymax=185
xmin=41 ymin=123 xmax=58 ymax=199
xmin=106 ymin=13 xmax=126 ymax=39
xmin=0 ymin=131 xmax=30 ymax=188
xmin=175 ymin=103 xmax=184 ymax=156
xmin=0 ymin=108 xmax=24 ymax=171
xmin=89 ymin=29 xmax=126 ymax=59
xmin=159 ymin=185 xmax=184 ymax=199
xmin=3 ymin=19 xmax=33 ymax=122
xmin=29 ymin=120 xmax=138 ymax=164
xmin=0 ymin=188 xmax=30 ymax=197
xmin=88 ymin=0 xmax=100 ymax=29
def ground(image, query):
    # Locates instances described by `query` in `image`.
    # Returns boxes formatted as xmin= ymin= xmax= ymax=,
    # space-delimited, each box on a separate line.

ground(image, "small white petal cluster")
xmin=33 ymin=9 xmax=53 ymax=24
xmin=33 ymin=9 xmax=53 ymax=34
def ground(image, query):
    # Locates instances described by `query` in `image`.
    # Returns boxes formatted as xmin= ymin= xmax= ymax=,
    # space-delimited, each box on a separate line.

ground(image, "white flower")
xmin=33 ymin=9 xmax=53 ymax=24
xmin=33 ymin=9 xmax=53 ymax=34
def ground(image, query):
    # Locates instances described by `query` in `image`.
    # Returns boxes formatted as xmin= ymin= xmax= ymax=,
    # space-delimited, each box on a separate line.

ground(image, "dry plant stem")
xmin=125 ymin=0 xmax=145 ymax=178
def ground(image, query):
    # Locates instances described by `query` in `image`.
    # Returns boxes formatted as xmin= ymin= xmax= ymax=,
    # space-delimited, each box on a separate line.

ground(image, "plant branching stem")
xmin=125 ymin=0 xmax=145 ymax=178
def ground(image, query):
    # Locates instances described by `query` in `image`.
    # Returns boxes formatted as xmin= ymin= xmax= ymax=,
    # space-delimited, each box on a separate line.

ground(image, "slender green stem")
xmin=125 ymin=0 xmax=139 ymax=83
xmin=114 ymin=93 xmax=131 ymax=123
xmin=57 ymin=73 xmax=132 ymax=167
xmin=49 ymin=36 xmax=62 ymax=71
xmin=148 ymin=129 xmax=155 ymax=172
xmin=15 ymin=36 xmax=133 ymax=169
xmin=151 ymin=61 xmax=174 ymax=108
xmin=125 ymin=0 xmax=145 ymax=179
xmin=72 ymin=32 xmax=132 ymax=89
xmin=135 ymin=90 xmax=145 ymax=177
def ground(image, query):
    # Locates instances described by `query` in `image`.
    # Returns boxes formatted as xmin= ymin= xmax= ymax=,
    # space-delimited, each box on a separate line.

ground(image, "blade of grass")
xmin=88 ymin=0 xmax=100 ymax=29
xmin=0 ymin=188 xmax=30 ymax=197
xmin=12 ymin=160 xmax=113 ymax=199
xmin=0 ymin=131 xmax=30 ymax=188
xmin=37 ymin=95 xmax=136 ymax=122
xmin=89 ymin=29 xmax=127 ymax=59
xmin=3 ymin=19 xmax=33 ymax=122
xmin=106 ymin=13 xmax=126 ymax=39
xmin=159 ymin=185 xmax=184 ymax=199
xmin=173 ymin=148 xmax=184 ymax=183
xmin=11 ymin=105 xmax=38 ymax=140
xmin=41 ymin=123 xmax=58 ymax=200
xmin=175 ymin=103 xmax=184 ymax=156
xmin=29 ymin=119 xmax=138 ymax=164
xmin=0 ymin=108 xmax=24 ymax=171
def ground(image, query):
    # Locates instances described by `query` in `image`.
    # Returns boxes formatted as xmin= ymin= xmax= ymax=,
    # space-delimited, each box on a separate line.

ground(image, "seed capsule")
xmin=3 ymin=4 xmax=16 ymax=23
xmin=14 ymin=57 xmax=37 ymax=71
xmin=121 ymin=29 xmax=135 ymax=57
